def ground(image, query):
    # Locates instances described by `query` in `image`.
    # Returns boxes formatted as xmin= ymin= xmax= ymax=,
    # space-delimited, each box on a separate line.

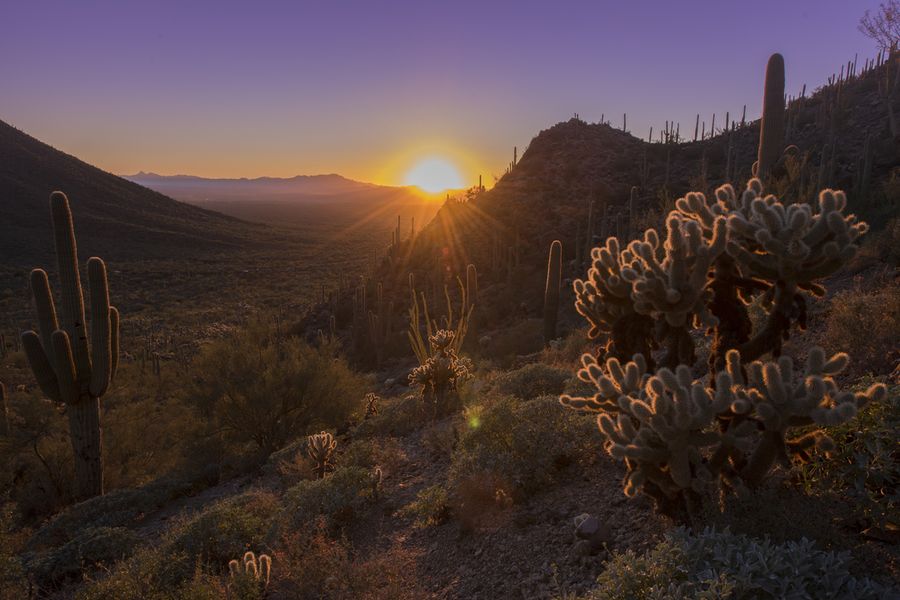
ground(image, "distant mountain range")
xmin=123 ymin=172 xmax=387 ymax=202
xmin=124 ymin=171 xmax=441 ymax=230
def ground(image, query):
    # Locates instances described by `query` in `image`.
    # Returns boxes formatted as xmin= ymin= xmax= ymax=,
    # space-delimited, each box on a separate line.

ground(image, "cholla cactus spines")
xmin=20 ymin=192 xmax=120 ymax=500
xmin=560 ymin=352 xmax=649 ymax=414
xmin=573 ymin=236 xmax=655 ymax=362
xmin=716 ymin=347 xmax=886 ymax=485
xmin=307 ymin=431 xmax=337 ymax=479
xmin=672 ymin=180 xmax=868 ymax=368
xmin=543 ymin=240 xmax=562 ymax=345
xmin=364 ymin=392 xmax=379 ymax=418
xmin=561 ymin=346 xmax=886 ymax=516
xmin=229 ymin=551 xmax=272 ymax=591
xmin=756 ymin=53 xmax=785 ymax=180
xmin=629 ymin=214 xmax=726 ymax=366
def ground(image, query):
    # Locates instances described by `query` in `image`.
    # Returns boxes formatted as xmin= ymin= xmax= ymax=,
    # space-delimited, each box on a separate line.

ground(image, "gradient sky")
xmin=0 ymin=0 xmax=883 ymax=187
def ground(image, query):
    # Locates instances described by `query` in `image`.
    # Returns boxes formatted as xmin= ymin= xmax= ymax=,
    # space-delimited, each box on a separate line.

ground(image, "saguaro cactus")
xmin=543 ymin=240 xmax=562 ymax=345
xmin=21 ymin=192 xmax=119 ymax=500
xmin=756 ymin=53 xmax=785 ymax=180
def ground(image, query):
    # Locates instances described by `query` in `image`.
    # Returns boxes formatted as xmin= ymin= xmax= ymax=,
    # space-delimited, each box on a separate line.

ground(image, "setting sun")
xmin=403 ymin=157 xmax=464 ymax=193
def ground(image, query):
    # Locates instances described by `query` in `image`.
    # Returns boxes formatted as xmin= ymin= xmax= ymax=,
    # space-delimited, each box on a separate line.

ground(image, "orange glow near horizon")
xmin=403 ymin=157 xmax=464 ymax=193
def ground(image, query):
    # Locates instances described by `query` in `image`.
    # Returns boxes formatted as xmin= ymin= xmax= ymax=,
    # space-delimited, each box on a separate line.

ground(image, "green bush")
xmin=353 ymin=394 xmax=426 ymax=438
xmin=187 ymin=324 xmax=365 ymax=453
xmin=577 ymin=528 xmax=893 ymax=600
xmin=399 ymin=485 xmax=450 ymax=527
xmin=75 ymin=489 xmax=278 ymax=598
xmin=823 ymin=283 xmax=899 ymax=377
xmin=27 ymin=477 xmax=196 ymax=552
xmin=494 ymin=362 xmax=572 ymax=399
xmin=27 ymin=527 xmax=140 ymax=588
xmin=448 ymin=395 xmax=596 ymax=501
xmin=281 ymin=466 xmax=373 ymax=531
xmin=800 ymin=383 xmax=899 ymax=530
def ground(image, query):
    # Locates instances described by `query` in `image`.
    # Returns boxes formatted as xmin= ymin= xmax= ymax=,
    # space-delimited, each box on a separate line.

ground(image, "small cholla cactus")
xmin=364 ymin=392 xmax=380 ymax=418
xmin=307 ymin=431 xmax=337 ymax=479
xmin=229 ymin=551 xmax=272 ymax=594
xmin=372 ymin=465 xmax=383 ymax=499
xmin=409 ymin=330 xmax=473 ymax=418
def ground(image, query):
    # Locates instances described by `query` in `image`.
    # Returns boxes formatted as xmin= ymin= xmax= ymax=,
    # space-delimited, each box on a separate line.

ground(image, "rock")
xmin=574 ymin=513 xmax=600 ymax=539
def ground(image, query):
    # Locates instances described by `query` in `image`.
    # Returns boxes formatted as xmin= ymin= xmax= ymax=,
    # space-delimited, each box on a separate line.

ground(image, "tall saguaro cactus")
xmin=21 ymin=192 xmax=119 ymax=500
xmin=543 ymin=240 xmax=562 ymax=345
xmin=756 ymin=53 xmax=785 ymax=180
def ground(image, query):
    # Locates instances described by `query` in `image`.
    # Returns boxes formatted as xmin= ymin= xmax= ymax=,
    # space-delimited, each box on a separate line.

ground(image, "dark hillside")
xmin=0 ymin=120 xmax=266 ymax=266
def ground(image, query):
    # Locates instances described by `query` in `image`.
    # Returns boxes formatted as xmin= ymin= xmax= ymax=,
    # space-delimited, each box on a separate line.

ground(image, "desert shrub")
xmin=353 ymin=394 xmax=426 ymax=438
xmin=76 ymin=489 xmax=279 ymax=598
xmin=341 ymin=436 xmax=406 ymax=473
xmin=480 ymin=318 xmax=545 ymax=367
xmin=494 ymin=362 xmax=571 ymax=399
xmin=576 ymin=528 xmax=893 ymax=600
xmin=27 ymin=526 xmax=140 ymax=588
xmin=0 ymin=504 xmax=28 ymax=600
xmin=27 ymin=476 xmax=196 ymax=552
xmin=561 ymin=180 xmax=886 ymax=518
xmin=280 ymin=466 xmax=372 ymax=532
xmin=75 ymin=548 xmax=226 ymax=600
xmin=272 ymin=520 xmax=426 ymax=599
xmin=823 ymin=283 xmax=899 ymax=377
xmin=800 ymin=382 xmax=900 ymax=531
xmin=187 ymin=324 xmax=365 ymax=453
xmin=168 ymin=490 xmax=278 ymax=567
xmin=1 ymin=391 xmax=75 ymax=520
xmin=420 ymin=419 xmax=461 ymax=458
xmin=399 ymin=485 xmax=450 ymax=527
xmin=448 ymin=395 xmax=596 ymax=502
xmin=102 ymin=365 xmax=207 ymax=491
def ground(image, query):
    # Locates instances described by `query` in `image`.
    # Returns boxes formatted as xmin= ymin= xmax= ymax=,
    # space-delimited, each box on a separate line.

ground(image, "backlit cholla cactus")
xmin=307 ymin=431 xmax=337 ymax=479
xmin=364 ymin=392 xmax=380 ymax=418
xmin=229 ymin=551 xmax=272 ymax=594
xmin=409 ymin=330 xmax=473 ymax=418
xmin=562 ymin=180 xmax=885 ymax=517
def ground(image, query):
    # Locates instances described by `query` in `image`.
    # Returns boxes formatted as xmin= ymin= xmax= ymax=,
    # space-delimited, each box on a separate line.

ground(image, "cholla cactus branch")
xmin=307 ymin=431 xmax=337 ymax=478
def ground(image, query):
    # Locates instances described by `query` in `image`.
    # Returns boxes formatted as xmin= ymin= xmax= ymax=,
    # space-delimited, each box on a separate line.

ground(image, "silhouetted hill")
xmin=0 ymin=120 xmax=266 ymax=266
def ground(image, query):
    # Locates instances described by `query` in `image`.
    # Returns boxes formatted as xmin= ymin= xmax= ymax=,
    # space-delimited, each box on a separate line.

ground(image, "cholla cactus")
xmin=562 ymin=180 xmax=885 ymax=518
xmin=229 ymin=551 xmax=272 ymax=593
xmin=307 ymin=431 xmax=337 ymax=479
xmin=409 ymin=329 xmax=473 ymax=418
xmin=364 ymin=392 xmax=380 ymax=418
xmin=372 ymin=465 xmax=383 ymax=499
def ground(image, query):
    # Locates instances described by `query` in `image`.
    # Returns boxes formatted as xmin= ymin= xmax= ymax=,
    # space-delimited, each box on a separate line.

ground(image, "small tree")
xmin=561 ymin=180 xmax=886 ymax=518
xmin=188 ymin=324 xmax=364 ymax=454
xmin=859 ymin=1 xmax=900 ymax=52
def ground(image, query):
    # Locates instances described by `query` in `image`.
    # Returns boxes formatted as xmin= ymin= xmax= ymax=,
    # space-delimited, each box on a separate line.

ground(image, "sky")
xmin=0 ymin=0 xmax=884 ymax=188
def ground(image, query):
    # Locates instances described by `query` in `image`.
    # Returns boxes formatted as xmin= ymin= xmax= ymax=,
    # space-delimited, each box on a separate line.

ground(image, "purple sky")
xmin=0 ymin=0 xmax=882 ymax=186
